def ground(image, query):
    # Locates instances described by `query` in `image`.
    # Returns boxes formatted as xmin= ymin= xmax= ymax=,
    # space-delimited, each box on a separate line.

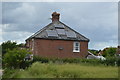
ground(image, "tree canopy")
xmin=1 ymin=40 xmax=18 ymax=55
xmin=3 ymin=48 xmax=31 ymax=69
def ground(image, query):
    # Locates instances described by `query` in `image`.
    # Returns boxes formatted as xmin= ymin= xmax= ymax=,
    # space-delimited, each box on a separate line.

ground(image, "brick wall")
xmin=27 ymin=39 xmax=88 ymax=58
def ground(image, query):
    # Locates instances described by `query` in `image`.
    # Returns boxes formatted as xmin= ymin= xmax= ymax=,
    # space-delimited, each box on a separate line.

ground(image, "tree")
xmin=88 ymin=49 xmax=99 ymax=55
xmin=1 ymin=41 xmax=18 ymax=55
xmin=18 ymin=43 xmax=25 ymax=47
xmin=3 ymin=48 xmax=31 ymax=69
xmin=102 ymin=47 xmax=117 ymax=57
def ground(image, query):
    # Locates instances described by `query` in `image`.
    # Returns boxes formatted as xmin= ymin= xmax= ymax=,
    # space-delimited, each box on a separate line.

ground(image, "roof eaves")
xmin=34 ymin=37 xmax=89 ymax=42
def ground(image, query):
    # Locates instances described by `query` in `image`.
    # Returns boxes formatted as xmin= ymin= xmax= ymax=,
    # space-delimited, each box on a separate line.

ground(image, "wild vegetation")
xmin=33 ymin=56 xmax=120 ymax=66
xmin=0 ymin=44 xmax=2 ymax=69
xmin=88 ymin=47 xmax=117 ymax=57
xmin=1 ymin=41 xmax=120 ymax=78
xmin=1 ymin=41 xmax=31 ymax=69
xmin=3 ymin=62 xmax=118 ymax=78
xmin=102 ymin=47 xmax=117 ymax=57
xmin=3 ymin=48 xmax=31 ymax=69
xmin=88 ymin=49 xmax=100 ymax=55
xmin=1 ymin=40 xmax=24 ymax=56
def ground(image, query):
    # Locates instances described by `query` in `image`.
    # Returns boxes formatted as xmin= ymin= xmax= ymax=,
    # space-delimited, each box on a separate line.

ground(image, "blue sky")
xmin=1 ymin=2 xmax=118 ymax=50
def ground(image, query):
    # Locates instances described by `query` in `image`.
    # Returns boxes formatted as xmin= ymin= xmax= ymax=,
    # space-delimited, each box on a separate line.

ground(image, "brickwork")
xmin=27 ymin=39 xmax=88 ymax=58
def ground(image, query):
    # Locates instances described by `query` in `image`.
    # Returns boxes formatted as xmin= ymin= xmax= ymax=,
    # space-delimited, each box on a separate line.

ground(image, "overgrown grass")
xmin=3 ymin=62 xmax=118 ymax=78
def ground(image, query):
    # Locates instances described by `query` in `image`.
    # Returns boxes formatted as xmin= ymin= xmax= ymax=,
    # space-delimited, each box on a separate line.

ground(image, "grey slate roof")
xmin=26 ymin=21 xmax=89 ymax=42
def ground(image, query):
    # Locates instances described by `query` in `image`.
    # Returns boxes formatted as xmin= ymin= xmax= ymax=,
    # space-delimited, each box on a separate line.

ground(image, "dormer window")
xmin=73 ymin=42 xmax=80 ymax=52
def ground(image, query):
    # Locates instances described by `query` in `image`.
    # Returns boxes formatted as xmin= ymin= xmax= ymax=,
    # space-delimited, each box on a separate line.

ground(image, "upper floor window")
xmin=73 ymin=42 xmax=80 ymax=52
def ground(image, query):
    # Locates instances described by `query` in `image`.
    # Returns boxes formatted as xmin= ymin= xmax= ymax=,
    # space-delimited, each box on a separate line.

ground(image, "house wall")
xmin=27 ymin=39 xmax=88 ymax=58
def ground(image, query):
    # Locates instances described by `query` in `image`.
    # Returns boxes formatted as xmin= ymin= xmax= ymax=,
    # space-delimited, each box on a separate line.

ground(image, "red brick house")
xmin=26 ymin=12 xmax=90 ymax=58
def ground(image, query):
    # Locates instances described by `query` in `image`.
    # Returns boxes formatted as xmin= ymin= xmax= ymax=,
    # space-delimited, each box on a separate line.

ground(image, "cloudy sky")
xmin=1 ymin=2 xmax=118 ymax=50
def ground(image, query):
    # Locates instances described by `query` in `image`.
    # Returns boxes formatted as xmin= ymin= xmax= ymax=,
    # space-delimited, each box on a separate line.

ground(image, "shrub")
xmin=3 ymin=48 xmax=32 ymax=69
xmin=33 ymin=56 xmax=120 ymax=66
xmin=2 ymin=69 xmax=19 ymax=78
xmin=33 ymin=56 xmax=103 ymax=66
xmin=97 ymin=56 xmax=120 ymax=66
xmin=102 ymin=47 xmax=117 ymax=57
xmin=33 ymin=56 xmax=49 ymax=63
xmin=117 ymin=57 xmax=120 ymax=66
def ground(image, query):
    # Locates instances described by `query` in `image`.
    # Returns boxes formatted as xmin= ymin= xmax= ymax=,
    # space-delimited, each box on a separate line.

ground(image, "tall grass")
xmin=5 ymin=62 xmax=118 ymax=78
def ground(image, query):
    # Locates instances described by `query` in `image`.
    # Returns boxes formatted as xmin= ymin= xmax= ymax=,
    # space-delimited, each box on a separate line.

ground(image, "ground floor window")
xmin=73 ymin=42 xmax=80 ymax=52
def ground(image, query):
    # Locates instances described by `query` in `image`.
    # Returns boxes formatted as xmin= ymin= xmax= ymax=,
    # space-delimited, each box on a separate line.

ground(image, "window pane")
xmin=73 ymin=42 xmax=80 ymax=52
xmin=75 ymin=47 xmax=79 ymax=51
xmin=75 ymin=43 xmax=79 ymax=46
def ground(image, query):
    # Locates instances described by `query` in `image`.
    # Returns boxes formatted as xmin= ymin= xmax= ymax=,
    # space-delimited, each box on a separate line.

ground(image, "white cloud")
xmin=89 ymin=40 xmax=118 ymax=50
xmin=0 ymin=24 xmax=2 ymax=44
xmin=1 ymin=2 xmax=118 ymax=50
xmin=1 ymin=23 xmax=34 ymax=44
xmin=2 ymin=31 xmax=33 ymax=44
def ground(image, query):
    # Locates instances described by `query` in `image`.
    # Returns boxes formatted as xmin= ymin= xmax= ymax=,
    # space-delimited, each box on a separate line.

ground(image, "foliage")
xmin=2 ymin=69 xmax=19 ymax=78
xmin=33 ymin=56 xmax=49 ymax=63
xmin=1 ymin=41 xmax=18 ymax=55
xmin=117 ymin=57 xmax=120 ymax=66
xmin=88 ymin=49 xmax=100 ymax=55
xmin=1 ymin=40 xmax=26 ymax=56
xmin=0 ymin=44 xmax=1 ymax=54
xmin=102 ymin=47 xmax=117 ymax=57
xmin=3 ymin=48 xmax=32 ymax=69
xmin=3 ymin=62 xmax=118 ymax=78
xmin=33 ymin=56 xmax=119 ymax=66
xmin=17 ymin=43 xmax=25 ymax=47
xmin=0 ymin=45 xmax=1 ymax=69
xmin=104 ymin=56 xmax=117 ymax=66
xmin=88 ymin=47 xmax=117 ymax=57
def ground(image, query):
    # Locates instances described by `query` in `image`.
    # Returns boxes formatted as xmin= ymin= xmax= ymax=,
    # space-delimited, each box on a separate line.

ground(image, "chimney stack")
xmin=52 ymin=12 xmax=60 ymax=22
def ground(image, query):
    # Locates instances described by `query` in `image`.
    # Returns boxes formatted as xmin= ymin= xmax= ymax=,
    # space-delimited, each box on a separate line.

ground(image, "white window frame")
xmin=73 ymin=42 xmax=80 ymax=52
xmin=32 ymin=39 xmax=34 ymax=51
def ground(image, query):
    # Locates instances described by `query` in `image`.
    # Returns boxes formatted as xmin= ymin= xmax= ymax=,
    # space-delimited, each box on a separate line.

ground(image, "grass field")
xmin=3 ymin=62 xmax=118 ymax=78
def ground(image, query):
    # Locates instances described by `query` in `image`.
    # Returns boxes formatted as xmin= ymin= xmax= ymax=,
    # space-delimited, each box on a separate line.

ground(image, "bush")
xmin=117 ymin=58 xmax=120 ymax=66
xmin=33 ymin=56 xmax=49 ymax=63
xmin=3 ymin=48 xmax=32 ymax=69
xmin=2 ymin=69 xmax=19 ymax=78
xmin=102 ymin=47 xmax=117 ymax=57
xmin=104 ymin=57 xmax=115 ymax=66
xmin=33 ymin=56 xmax=120 ymax=66
xmin=33 ymin=56 xmax=102 ymax=66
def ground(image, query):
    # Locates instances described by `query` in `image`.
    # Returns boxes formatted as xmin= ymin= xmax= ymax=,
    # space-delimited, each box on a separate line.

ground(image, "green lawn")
xmin=3 ymin=62 xmax=118 ymax=78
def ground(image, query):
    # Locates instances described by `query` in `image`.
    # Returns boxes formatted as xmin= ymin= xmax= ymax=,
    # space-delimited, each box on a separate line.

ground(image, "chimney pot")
xmin=52 ymin=12 xmax=60 ymax=22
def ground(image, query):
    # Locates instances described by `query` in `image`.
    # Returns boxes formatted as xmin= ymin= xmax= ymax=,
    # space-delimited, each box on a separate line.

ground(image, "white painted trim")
xmin=73 ymin=50 xmax=80 ymax=52
xmin=73 ymin=42 xmax=80 ymax=53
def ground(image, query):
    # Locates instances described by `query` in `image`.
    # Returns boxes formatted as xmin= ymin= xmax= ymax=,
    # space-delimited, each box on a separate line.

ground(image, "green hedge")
xmin=33 ymin=56 xmax=120 ymax=66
